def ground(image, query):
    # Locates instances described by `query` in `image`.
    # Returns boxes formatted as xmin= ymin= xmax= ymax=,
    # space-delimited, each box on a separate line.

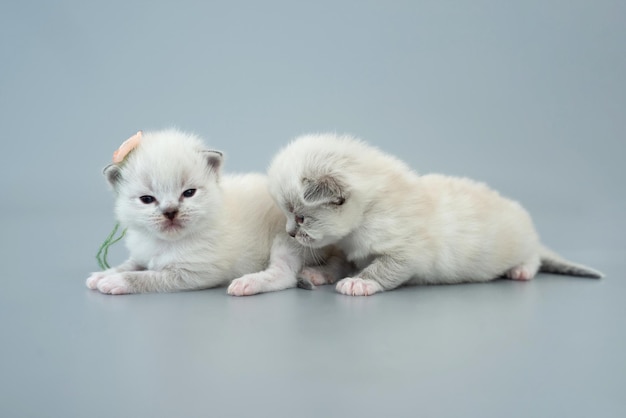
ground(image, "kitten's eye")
xmin=295 ymin=215 xmax=305 ymax=225
xmin=332 ymin=197 xmax=345 ymax=206
xmin=139 ymin=195 xmax=156 ymax=204
xmin=182 ymin=189 xmax=196 ymax=198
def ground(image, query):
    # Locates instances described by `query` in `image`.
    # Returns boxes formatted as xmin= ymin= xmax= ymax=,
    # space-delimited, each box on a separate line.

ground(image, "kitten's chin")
xmin=157 ymin=221 xmax=189 ymax=239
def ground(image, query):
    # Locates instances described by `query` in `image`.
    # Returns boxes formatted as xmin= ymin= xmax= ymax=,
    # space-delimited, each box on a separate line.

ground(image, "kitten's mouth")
xmin=295 ymin=231 xmax=317 ymax=247
xmin=161 ymin=219 xmax=185 ymax=233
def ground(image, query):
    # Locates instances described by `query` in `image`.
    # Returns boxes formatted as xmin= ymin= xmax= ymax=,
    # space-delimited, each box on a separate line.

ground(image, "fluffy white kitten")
xmin=266 ymin=133 xmax=604 ymax=296
xmin=86 ymin=129 xmax=335 ymax=295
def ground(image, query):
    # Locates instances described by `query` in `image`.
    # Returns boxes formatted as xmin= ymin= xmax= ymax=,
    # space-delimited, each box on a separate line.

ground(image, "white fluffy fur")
xmin=267 ymin=133 xmax=604 ymax=296
xmin=86 ymin=129 xmax=331 ymax=295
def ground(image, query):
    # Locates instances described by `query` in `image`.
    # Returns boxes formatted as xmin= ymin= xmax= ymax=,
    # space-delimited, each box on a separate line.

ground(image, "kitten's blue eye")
xmin=295 ymin=215 xmax=305 ymax=225
xmin=140 ymin=195 xmax=156 ymax=204
xmin=182 ymin=189 xmax=196 ymax=198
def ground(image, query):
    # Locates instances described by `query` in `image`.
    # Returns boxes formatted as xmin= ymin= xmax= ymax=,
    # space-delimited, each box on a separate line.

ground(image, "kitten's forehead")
xmin=121 ymin=130 xmax=211 ymax=192
xmin=283 ymin=187 xmax=321 ymax=213
xmin=143 ymin=165 xmax=194 ymax=192
xmin=283 ymin=189 xmax=302 ymax=208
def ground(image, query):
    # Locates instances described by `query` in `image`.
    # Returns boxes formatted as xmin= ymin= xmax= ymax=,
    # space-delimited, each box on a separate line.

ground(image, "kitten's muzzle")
xmin=295 ymin=231 xmax=315 ymax=247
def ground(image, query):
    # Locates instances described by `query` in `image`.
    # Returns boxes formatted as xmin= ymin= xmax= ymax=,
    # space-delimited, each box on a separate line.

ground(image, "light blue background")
xmin=1 ymin=1 xmax=624 ymax=417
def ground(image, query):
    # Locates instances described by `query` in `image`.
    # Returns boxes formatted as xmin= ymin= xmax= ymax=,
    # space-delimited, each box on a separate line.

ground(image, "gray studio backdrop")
xmin=1 ymin=1 xmax=624 ymax=418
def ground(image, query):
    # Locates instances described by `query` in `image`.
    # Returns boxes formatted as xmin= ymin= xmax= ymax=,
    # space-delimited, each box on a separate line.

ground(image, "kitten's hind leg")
xmin=228 ymin=235 xmax=301 ymax=296
xmin=335 ymin=255 xmax=411 ymax=296
xmin=298 ymin=247 xmax=356 ymax=288
xmin=298 ymin=267 xmax=331 ymax=287
xmin=506 ymin=255 xmax=540 ymax=281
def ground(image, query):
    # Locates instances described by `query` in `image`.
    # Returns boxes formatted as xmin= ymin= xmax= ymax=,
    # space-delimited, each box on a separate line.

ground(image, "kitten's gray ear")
xmin=302 ymin=175 xmax=347 ymax=205
xmin=103 ymin=164 xmax=122 ymax=188
xmin=203 ymin=150 xmax=223 ymax=174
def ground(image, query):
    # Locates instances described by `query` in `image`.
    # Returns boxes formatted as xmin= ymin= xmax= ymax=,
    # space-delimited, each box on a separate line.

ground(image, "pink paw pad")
xmin=299 ymin=267 xmax=331 ymax=286
xmin=508 ymin=266 xmax=534 ymax=281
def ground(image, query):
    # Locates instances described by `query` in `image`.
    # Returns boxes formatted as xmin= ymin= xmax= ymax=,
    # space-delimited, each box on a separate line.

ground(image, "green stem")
xmin=96 ymin=223 xmax=127 ymax=270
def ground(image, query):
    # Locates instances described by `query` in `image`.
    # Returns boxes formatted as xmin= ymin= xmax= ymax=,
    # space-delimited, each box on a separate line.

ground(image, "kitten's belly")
xmin=340 ymin=217 xmax=538 ymax=285
xmin=406 ymin=238 xmax=537 ymax=284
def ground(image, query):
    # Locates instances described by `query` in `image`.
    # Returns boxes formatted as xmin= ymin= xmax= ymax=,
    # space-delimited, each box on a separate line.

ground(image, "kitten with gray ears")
xmin=86 ymin=129 xmax=337 ymax=295
xmin=259 ymin=133 xmax=603 ymax=296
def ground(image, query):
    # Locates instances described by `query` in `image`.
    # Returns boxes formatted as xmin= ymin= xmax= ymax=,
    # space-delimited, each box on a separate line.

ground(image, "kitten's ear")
xmin=103 ymin=164 xmax=122 ymax=188
xmin=302 ymin=175 xmax=347 ymax=205
xmin=203 ymin=150 xmax=223 ymax=174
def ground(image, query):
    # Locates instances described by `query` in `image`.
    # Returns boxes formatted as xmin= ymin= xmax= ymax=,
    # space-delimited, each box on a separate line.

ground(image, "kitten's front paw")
xmin=336 ymin=277 xmax=383 ymax=296
xmin=86 ymin=269 xmax=121 ymax=289
xmin=86 ymin=272 xmax=105 ymax=290
xmin=228 ymin=274 xmax=266 ymax=296
xmin=228 ymin=269 xmax=296 ymax=296
xmin=299 ymin=267 xmax=334 ymax=286
xmin=95 ymin=274 xmax=131 ymax=295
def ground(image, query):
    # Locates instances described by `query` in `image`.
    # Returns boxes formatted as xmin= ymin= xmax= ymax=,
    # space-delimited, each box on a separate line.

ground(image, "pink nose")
xmin=163 ymin=210 xmax=178 ymax=220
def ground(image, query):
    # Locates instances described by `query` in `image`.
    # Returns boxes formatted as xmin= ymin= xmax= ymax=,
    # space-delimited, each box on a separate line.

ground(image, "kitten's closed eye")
xmin=140 ymin=195 xmax=156 ymax=204
xmin=182 ymin=189 xmax=196 ymax=198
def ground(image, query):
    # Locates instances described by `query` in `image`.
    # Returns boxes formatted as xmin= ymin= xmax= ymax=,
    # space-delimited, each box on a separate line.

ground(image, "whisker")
xmin=307 ymin=246 xmax=323 ymax=266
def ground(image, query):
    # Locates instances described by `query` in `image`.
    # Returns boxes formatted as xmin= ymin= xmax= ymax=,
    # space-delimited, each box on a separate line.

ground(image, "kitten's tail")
xmin=539 ymin=245 xmax=604 ymax=278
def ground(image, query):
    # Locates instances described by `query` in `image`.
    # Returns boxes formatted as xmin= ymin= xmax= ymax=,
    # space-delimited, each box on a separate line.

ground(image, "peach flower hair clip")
xmin=112 ymin=130 xmax=143 ymax=163
xmin=96 ymin=130 xmax=142 ymax=269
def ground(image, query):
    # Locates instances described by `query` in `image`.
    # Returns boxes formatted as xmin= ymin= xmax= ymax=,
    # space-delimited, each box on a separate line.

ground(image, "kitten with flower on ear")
xmin=86 ymin=129 xmax=341 ymax=295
